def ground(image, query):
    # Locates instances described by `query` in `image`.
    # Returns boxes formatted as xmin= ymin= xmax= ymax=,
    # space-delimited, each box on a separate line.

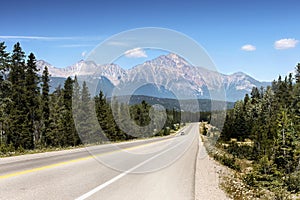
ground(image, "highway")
xmin=0 ymin=123 xmax=199 ymax=200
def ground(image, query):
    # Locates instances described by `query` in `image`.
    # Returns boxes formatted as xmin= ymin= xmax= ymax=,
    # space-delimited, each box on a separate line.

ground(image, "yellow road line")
xmin=0 ymin=136 xmax=175 ymax=180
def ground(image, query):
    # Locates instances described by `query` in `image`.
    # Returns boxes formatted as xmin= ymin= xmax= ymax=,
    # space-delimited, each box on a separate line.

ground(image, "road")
xmin=0 ymin=123 xmax=199 ymax=200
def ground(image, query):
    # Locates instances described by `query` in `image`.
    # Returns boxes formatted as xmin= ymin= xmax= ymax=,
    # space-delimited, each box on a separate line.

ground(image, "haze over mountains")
xmin=36 ymin=54 xmax=269 ymax=102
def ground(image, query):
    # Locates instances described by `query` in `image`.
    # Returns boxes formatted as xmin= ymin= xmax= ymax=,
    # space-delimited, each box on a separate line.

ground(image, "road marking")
xmin=75 ymin=136 xmax=188 ymax=200
xmin=0 ymin=137 xmax=175 ymax=180
xmin=0 ymin=156 xmax=92 ymax=179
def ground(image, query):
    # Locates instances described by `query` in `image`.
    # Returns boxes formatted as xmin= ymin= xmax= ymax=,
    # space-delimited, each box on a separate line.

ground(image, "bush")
xmin=213 ymin=153 xmax=241 ymax=171
xmin=0 ymin=143 xmax=15 ymax=157
xmin=226 ymin=141 xmax=253 ymax=160
xmin=286 ymin=171 xmax=300 ymax=192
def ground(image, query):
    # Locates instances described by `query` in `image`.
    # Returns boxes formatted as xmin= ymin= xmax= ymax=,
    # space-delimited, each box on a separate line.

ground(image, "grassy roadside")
xmin=0 ymin=143 xmax=88 ymax=158
xmin=0 ymin=123 xmax=186 ymax=158
xmin=199 ymin=122 xmax=300 ymax=200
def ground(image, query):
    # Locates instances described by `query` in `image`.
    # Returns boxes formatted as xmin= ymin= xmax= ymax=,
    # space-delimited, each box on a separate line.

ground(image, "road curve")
xmin=0 ymin=123 xmax=199 ymax=200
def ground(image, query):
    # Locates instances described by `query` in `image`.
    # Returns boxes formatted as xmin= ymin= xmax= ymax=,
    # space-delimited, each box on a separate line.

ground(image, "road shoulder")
xmin=195 ymin=136 xmax=231 ymax=200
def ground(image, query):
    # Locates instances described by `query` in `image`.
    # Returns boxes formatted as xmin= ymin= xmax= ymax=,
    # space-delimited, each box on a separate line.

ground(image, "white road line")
xmin=75 ymin=134 xmax=190 ymax=200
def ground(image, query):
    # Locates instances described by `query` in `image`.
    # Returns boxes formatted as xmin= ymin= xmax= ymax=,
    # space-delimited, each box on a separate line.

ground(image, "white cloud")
xmin=124 ymin=48 xmax=147 ymax=58
xmin=0 ymin=35 xmax=79 ymax=41
xmin=274 ymin=38 xmax=299 ymax=50
xmin=81 ymin=51 xmax=87 ymax=57
xmin=0 ymin=35 xmax=103 ymax=41
xmin=107 ymin=41 xmax=128 ymax=47
xmin=241 ymin=44 xmax=256 ymax=51
xmin=58 ymin=44 xmax=94 ymax=48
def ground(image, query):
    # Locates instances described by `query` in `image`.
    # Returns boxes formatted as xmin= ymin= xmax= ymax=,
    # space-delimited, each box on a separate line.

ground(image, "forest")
xmin=0 ymin=42 xmax=210 ymax=155
xmin=213 ymin=63 xmax=300 ymax=198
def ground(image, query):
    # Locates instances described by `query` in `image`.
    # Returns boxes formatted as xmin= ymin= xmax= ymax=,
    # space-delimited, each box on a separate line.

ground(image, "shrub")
xmin=286 ymin=170 xmax=300 ymax=192
xmin=213 ymin=153 xmax=241 ymax=171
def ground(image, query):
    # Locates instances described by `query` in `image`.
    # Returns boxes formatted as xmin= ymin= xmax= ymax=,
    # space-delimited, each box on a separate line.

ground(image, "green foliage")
xmin=219 ymin=62 xmax=300 ymax=195
xmin=41 ymin=66 xmax=51 ymax=146
xmin=213 ymin=152 xmax=241 ymax=171
xmin=201 ymin=123 xmax=208 ymax=136
xmin=7 ymin=42 xmax=33 ymax=149
xmin=226 ymin=141 xmax=253 ymax=160
xmin=286 ymin=170 xmax=300 ymax=192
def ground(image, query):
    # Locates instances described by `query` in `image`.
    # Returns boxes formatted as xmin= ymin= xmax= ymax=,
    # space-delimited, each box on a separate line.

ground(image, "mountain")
xmin=36 ymin=54 xmax=269 ymax=102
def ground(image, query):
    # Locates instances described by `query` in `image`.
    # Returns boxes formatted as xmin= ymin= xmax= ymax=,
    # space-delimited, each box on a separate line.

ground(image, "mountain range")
xmin=36 ymin=54 xmax=269 ymax=102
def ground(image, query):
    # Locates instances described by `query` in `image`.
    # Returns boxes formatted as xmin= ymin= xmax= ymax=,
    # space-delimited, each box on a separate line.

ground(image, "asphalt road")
xmin=0 ymin=123 xmax=199 ymax=200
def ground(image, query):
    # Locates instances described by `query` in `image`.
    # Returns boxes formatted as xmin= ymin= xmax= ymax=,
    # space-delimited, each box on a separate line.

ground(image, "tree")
xmin=0 ymin=42 xmax=10 ymax=79
xmin=251 ymin=87 xmax=260 ymax=104
xmin=202 ymin=122 xmax=208 ymax=136
xmin=62 ymin=77 xmax=80 ymax=146
xmin=48 ymin=86 xmax=64 ymax=147
xmin=77 ymin=81 xmax=94 ymax=143
xmin=41 ymin=66 xmax=51 ymax=146
xmin=0 ymin=42 xmax=10 ymax=146
xmin=95 ymin=91 xmax=116 ymax=141
xmin=295 ymin=63 xmax=300 ymax=83
xmin=7 ymin=43 xmax=33 ymax=149
xmin=25 ymin=53 xmax=40 ymax=147
xmin=274 ymin=109 xmax=299 ymax=176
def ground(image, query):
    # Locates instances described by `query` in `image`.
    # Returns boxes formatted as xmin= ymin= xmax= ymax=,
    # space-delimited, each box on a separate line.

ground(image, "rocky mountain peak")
xmin=36 ymin=54 xmax=269 ymax=101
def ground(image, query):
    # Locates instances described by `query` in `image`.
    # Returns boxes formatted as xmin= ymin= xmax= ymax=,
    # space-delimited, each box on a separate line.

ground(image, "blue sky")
xmin=1 ymin=0 xmax=300 ymax=81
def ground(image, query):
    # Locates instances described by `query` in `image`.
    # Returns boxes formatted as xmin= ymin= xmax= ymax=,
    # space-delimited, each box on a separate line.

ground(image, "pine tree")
xmin=41 ymin=66 xmax=50 ymax=146
xmin=48 ymin=86 xmax=64 ymax=147
xmin=0 ymin=42 xmax=10 ymax=146
xmin=25 ymin=53 xmax=40 ymax=147
xmin=72 ymin=76 xmax=81 ymax=137
xmin=202 ymin=123 xmax=208 ymax=136
xmin=295 ymin=63 xmax=300 ymax=83
xmin=0 ymin=42 xmax=10 ymax=79
xmin=95 ymin=91 xmax=108 ymax=140
xmin=62 ymin=77 xmax=80 ymax=146
xmin=251 ymin=87 xmax=260 ymax=104
xmin=77 ymin=81 xmax=94 ymax=143
xmin=8 ymin=43 xmax=33 ymax=149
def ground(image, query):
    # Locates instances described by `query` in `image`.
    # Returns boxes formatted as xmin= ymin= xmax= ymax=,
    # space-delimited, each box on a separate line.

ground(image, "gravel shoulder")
xmin=195 ymin=136 xmax=231 ymax=200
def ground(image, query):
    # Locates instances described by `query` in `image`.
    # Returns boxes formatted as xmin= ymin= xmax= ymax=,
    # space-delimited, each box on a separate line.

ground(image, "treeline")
xmin=0 ymin=42 xmax=191 ymax=153
xmin=220 ymin=63 xmax=300 ymax=192
xmin=0 ymin=42 xmax=85 ymax=150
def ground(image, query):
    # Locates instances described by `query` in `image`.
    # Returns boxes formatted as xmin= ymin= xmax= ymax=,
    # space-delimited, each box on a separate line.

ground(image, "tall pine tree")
xmin=0 ymin=42 xmax=10 ymax=145
xmin=41 ymin=66 xmax=50 ymax=146
xmin=25 ymin=53 xmax=40 ymax=147
xmin=8 ymin=43 xmax=33 ymax=149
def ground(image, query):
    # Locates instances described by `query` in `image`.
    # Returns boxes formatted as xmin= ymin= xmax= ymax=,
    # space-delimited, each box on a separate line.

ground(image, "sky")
xmin=1 ymin=0 xmax=300 ymax=81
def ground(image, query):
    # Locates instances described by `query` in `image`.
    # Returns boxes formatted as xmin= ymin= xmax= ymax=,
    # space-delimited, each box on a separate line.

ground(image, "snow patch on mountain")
xmin=36 ymin=54 xmax=269 ymax=101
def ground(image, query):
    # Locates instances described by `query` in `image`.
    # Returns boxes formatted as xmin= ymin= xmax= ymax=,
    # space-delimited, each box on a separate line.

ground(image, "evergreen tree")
xmin=41 ymin=66 xmax=51 ymax=145
xmin=0 ymin=42 xmax=10 ymax=79
xmin=202 ymin=123 xmax=208 ymax=136
xmin=275 ymin=109 xmax=297 ymax=173
xmin=77 ymin=81 xmax=94 ymax=143
xmin=0 ymin=42 xmax=10 ymax=146
xmin=250 ymin=87 xmax=260 ymax=104
xmin=295 ymin=63 xmax=300 ymax=83
xmin=7 ymin=43 xmax=33 ymax=149
xmin=48 ymin=86 xmax=64 ymax=146
xmin=62 ymin=77 xmax=80 ymax=146
xmin=25 ymin=53 xmax=40 ymax=147
xmin=95 ymin=91 xmax=115 ymax=141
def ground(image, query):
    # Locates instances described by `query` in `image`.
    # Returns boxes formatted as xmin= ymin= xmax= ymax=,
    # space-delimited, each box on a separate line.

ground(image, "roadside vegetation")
xmin=201 ymin=63 xmax=300 ymax=199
